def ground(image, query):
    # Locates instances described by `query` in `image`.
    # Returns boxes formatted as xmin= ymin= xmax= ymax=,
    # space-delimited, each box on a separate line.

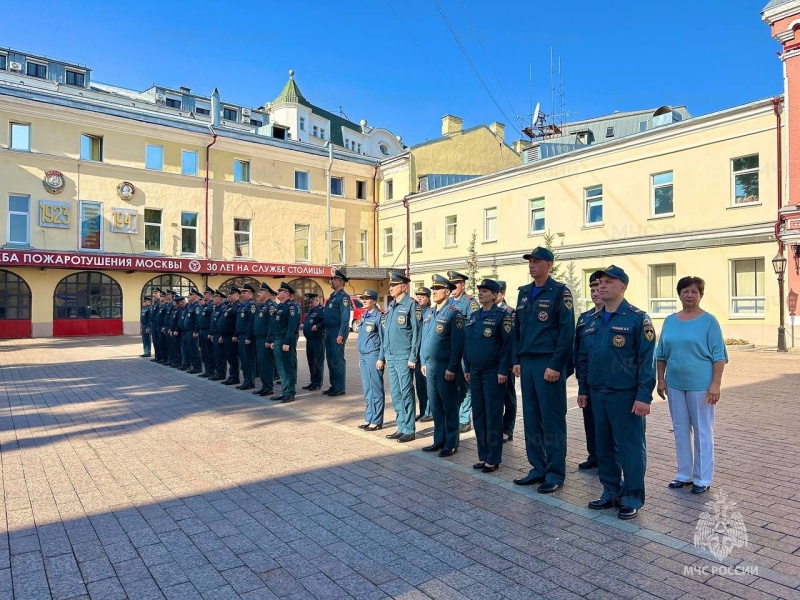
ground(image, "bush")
xmin=724 ymin=338 xmax=750 ymax=345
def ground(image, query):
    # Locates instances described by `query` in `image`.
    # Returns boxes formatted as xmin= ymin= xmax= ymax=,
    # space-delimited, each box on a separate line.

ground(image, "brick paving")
xmin=0 ymin=335 xmax=799 ymax=599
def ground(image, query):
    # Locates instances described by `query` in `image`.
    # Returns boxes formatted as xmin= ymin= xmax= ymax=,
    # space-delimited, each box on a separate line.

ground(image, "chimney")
xmin=489 ymin=122 xmax=505 ymax=142
xmin=513 ymin=139 xmax=532 ymax=154
xmin=180 ymin=86 xmax=191 ymax=94
xmin=442 ymin=114 xmax=463 ymax=136
xmin=211 ymin=88 xmax=221 ymax=127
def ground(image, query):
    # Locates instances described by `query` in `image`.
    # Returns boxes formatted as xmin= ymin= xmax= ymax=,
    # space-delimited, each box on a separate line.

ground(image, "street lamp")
xmin=771 ymin=252 xmax=788 ymax=353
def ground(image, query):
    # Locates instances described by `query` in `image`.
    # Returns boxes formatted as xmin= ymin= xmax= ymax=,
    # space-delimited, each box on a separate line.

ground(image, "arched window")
xmin=54 ymin=272 xmax=122 ymax=319
xmin=218 ymin=276 xmax=261 ymax=295
xmin=287 ymin=278 xmax=324 ymax=314
xmin=141 ymin=274 xmax=199 ymax=301
xmin=0 ymin=270 xmax=32 ymax=320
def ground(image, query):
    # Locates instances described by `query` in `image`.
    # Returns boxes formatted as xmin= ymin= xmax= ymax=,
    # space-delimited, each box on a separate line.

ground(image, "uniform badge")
xmin=416 ymin=307 xmax=422 ymax=321
xmin=398 ymin=315 xmax=406 ymax=324
xmin=483 ymin=327 xmax=493 ymax=337
xmin=521 ymin=296 xmax=528 ymax=303
xmin=195 ymin=307 xmax=201 ymax=314
xmin=366 ymin=324 xmax=373 ymax=332
xmin=343 ymin=299 xmax=349 ymax=306
xmin=503 ymin=321 xmax=512 ymax=334
xmin=564 ymin=299 xmax=573 ymax=311
xmin=436 ymin=324 xmax=444 ymax=334
xmin=270 ymin=306 xmax=276 ymax=314
xmin=240 ymin=312 xmax=245 ymax=318
xmin=538 ymin=311 xmax=549 ymax=321
xmin=290 ymin=308 xmax=296 ymax=316
xmin=250 ymin=305 xmax=256 ymax=314
xmin=276 ymin=315 xmax=281 ymax=321
xmin=644 ymin=326 xmax=655 ymax=342
xmin=455 ymin=319 xmax=463 ymax=329
xmin=612 ymin=334 xmax=626 ymax=348
xmin=259 ymin=311 xmax=264 ymax=318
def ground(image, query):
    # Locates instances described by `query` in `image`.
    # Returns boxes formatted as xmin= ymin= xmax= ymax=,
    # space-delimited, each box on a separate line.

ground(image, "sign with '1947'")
xmin=111 ymin=208 xmax=140 ymax=234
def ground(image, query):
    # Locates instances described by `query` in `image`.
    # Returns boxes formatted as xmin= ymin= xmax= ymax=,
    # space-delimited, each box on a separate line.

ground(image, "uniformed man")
xmin=322 ymin=269 xmax=351 ymax=396
xmin=157 ymin=290 xmax=174 ymax=365
xmin=302 ymin=293 xmax=326 ymax=391
xmin=171 ymin=296 xmax=187 ymax=369
xmin=234 ymin=283 xmax=257 ymax=390
xmin=511 ymin=247 xmax=575 ymax=494
xmin=208 ymin=290 xmax=227 ymax=381
xmin=198 ymin=287 xmax=216 ymax=378
xmin=219 ymin=287 xmax=241 ymax=385
xmin=148 ymin=288 xmax=162 ymax=362
xmin=268 ymin=282 xmax=301 ymax=403
xmin=251 ymin=283 xmax=277 ymax=396
xmin=356 ymin=289 xmax=385 ymax=431
xmin=140 ymin=296 xmax=152 ymax=357
xmin=465 ymin=279 xmax=513 ymax=473
xmin=577 ymin=266 xmax=656 ymax=520
xmin=447 ymin=271 xmax=480 ymax=433
xmin=496 ymin=281 xmax=517 ymax=443
xmin=378 ymin=271 xmax=421 ymax=443
xmin=414 ymin=286 xmax=433 ymax=422
xmin=183 ymin=289 xmax=203 ymax=374
xmin=574 ymin=274 xmax=603 ymax=469
xmin=420 ymin=274 xmax=464 ymax=457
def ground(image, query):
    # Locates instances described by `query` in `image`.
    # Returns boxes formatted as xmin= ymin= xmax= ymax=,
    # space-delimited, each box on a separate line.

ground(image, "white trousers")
xmin=667 ymin=387 xmax=715 ymax=486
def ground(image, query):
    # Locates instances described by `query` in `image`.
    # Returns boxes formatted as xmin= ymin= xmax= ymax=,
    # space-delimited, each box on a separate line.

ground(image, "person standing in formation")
xmin=574 ymin=274 xmax=603 ymax=470
xmin=183 ymin=289 xmax=203 ymax=374
xmin=140 ymin=296 xmax=152 ymax=358
xmin=446 ymin=271 xmax=480 ymax=433
xmin=302 ymin=293 xmax=326 ymax=391
xmin=198 ymin=287 xmax=216 ymax=378
xmin=414 ymin=286 xmax=433 ymax=422
xmin=495 ymin=281 xmax=516 ymax=443
xmin=251 ymin=283 xmax=277 ymax=397
xmin=322 ymin=270 xmax=350 ymax=396
xmin=234 ymin=284 xmax=257 ymax=391
xmin=219 ymin=287 xmax=240 ymax=386
xmin=148 ymin=288 xmax=162 ymax=363
xmin=208 ymin=290 xmax=227 ymax=381
xmin=269 ymin=282 xmax=301 ymax=403
xmin=356 ymin=289 xmax=385 ymax=431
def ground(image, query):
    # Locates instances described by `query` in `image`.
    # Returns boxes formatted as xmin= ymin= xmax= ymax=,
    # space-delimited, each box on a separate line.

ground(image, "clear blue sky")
xmin=1 ymin=0 xmax=782 ymax=146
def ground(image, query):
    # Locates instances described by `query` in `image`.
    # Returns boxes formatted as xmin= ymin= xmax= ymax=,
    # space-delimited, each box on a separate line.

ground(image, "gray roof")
xmin=763 ymin=0 xmax=793 ymax=10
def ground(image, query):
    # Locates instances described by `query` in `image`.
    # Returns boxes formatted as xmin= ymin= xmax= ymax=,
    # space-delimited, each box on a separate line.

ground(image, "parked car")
xmin=349 ymin=295 xmax=384 ymax=332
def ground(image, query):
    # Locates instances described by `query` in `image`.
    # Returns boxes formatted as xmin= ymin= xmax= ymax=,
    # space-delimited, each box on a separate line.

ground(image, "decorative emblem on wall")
xmin=43 ymin=170 xmax=66 ymax=194
xmin=116 ymin=181 xmax=136 ymax=201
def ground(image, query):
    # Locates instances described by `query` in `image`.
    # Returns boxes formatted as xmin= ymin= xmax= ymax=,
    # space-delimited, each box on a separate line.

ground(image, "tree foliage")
xmin=466 ymin=230 xmax=479 ymax=295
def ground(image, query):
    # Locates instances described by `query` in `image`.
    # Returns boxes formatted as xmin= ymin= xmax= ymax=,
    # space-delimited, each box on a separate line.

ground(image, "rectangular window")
xmin=0 ymin=55 xmax=6 ymax=70
xmin=195 ymin=106 xmax=210 ymax=116
xmin=605 ymin=126 xmax=614 ymax=138
xmin=26 ymin=62 xmax=46 ymax=78
xmin=385 ymin=180 xmax=394 ymax=201
xmin=358 ymin=230 xmax=369 ymax=263
xmin=299 ymin=117 xmax=306 ymax=131
xmin=295 ymin=224 xmax=310 ymax=261
xmin=144 ymin=209 xmax=162 ymax=252
xmin=484 ymin=207 xmax=497 ymax=242
xmin=585 ymin=185 xmax=603 ymax=225
xmin=79 ymin=201 xmax=103 ymax=251
xmin=295 ymin=170 xmax=309 ymax=191
xmin=145 ymin=144 xmax=163 ymax=170
xmin=223 ymin=107 xmax=237 ymax=121
xmin=732 ymin=154 xmax=759 ymax=204
xmin=165 ymin=98 xmax=181 ymax=109
xmin=10 ymin=123 xmax=30 ymax=151
xmin=356 ymin=180 xmax=367 ymax=200
xmin=320 ymin=128 xmax=326 ymax=140
xmin=65 ymin=70 xmax=85 ymax=87
xmin=652 ymin=171 xmax=674 ymax=216
xmin=384 ymin=227 xmax=394 ymax=255
xmin=412 ymin=221 xmax=423 ymax=251
xmin=8 ymin=194 xmax=30 ymax=246
xmin=445 ymin=215 xmax=457 ymax=246
xmin=312 ymin=125 xmax=318 ymax=137
xmin=234 ymin=218 xmax=251 ymax=258
xmin=80 ymin=134 xmax=103 ymax=161
xmin=529 ymin=198 xmax=545 ymax=233
xmin=181 ymin=211 xmax=198 ymax=255
xmin=649 ymin=264 xmax=677 ymax=315
xmin=330 ymin=176 xmax=343 ymax=196
xmin=181 ymin=150 xmax=198 ymax=176
xmin=731 ymin=258 xmax=765 ymax=316
xmin=234 ymin=160 xmax=250 ymax=183
xmin=330 ymin=227 xmax=345 ymax=264
xmin=250 ymin=119 xmax=262 ymax=127
xmin=357 ymin=143 xmax=361 ymax=154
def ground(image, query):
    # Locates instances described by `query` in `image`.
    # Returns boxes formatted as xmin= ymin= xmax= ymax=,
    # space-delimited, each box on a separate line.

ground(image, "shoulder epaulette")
xmin=448 ymin=305 xmax=460 ymax=312
xmin=628 ymin=305 xmax=644 ymax=314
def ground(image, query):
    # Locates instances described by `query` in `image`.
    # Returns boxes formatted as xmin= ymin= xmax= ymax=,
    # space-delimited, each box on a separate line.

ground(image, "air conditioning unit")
xmin=241 ymin=108 xmax=251 ymax=117
xmin=9 ymin=61 xmax=22 ymax=72
xmin=155 ymin=93 xmax=164 ymax=103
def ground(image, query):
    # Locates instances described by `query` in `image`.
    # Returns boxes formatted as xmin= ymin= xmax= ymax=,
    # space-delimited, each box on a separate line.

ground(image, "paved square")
xmin=1 ymin=336 xmax=799 ymax=599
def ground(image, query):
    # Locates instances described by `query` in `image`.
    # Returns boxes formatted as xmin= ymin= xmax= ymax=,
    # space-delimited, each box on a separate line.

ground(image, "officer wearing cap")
xmin=574 ymin=273 xmax=603 ymax=469
xmin=322 ymin=269 xmax=351 ymax=396
xmin=512 ymin=246 xmax=575 ymax=494
xmin=495 ymin=281 xmax=517 ymax=443
xmin=198 ymin=287 xmax=216 ymax=377
xmin=268 ymin=282 xmax=301 ymax=403
xmin=140 ymin=296 xmax=152 ymax=357
xmin=465 ymin=279 xmax=513 ymax=472
xmin=157 ymin=290 xmax=173 ymax=365
xmin=172 ymin=296 xmax=187 ymax=369
xmin=420 ymin=274 xmax=464 ymax=457
xmin=378 ymin=271 xmax=421 ymax=443
xmin=356 ymin=289 xmax=385 ymax=430
xmin=209 ymin=290 xmax=227 ymax=380
xmin=251 ymin=283 xmax=277 ymax=396
xmin=148 ymin=288 xmax=162 ymax=362
xmin=414 ymin=287 xmax=433 ymax=422
xmin=219 ymin=287 xmax=241 ymax=385
xmin=577 ymin=266 xmax=656 ymax=520
xmin=302 ymin=292 xmax=326 ymax=391
xmin=183 ymin=289 xmax=203 ymax=374
xmin=446 ymin=270 xmax=480 ymax=433
xmin=234 ymin=283 xmax=257 ymax=390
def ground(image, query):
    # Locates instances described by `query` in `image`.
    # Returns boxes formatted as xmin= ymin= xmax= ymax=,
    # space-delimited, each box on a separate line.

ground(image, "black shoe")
xmin=618 ymin=506 xmax=638 ymax=520
xmin=588 ymin=498 xmax=615 ymax=510
xmin=281 ymin=396 xmax=295 ymax=403
xmin=420 ymin=415 xmax=433 ymax=423
xmin=140 ymin=354 xmax=151 ymax=358
xmin=308 ymin=386 xmax=321 ymax=391
xmin=537 ymin=482 xmax=562 ymax=494
xmin=270 ymin=395 xmax=285 ymax=401
xmin=150 ymin=358 xmax=159 ymax=362
xmin=187 ymin=369 xmax=201 ymax=375
xmin=472 ymin=462 xmax=486 ymax=470
xmin=503 ymin=434 xmax=513 ymax=443
xmin=209 ymin=375 xmax=225 ymax=381
xmin=398 ymin=434 xmax=416 ymax=443
xmin=365 ymin=424 xmax=383 ymax=431
xmin=578 ymin=459 xmax=598 ymax=470
xmin=224 ymin=380 xmax=240 ymax=386
xmin=322 ymin=387 xmax=335 ymax=395
xmin=328 ymin=391 xmax=345 ymax=397
xmin=253 ymin=388 xmax=266 ymax=395
xmin=258 ymin=390 xmax=274 ymax=397
xmin=668 ymin=479 xmax=692 ymax=489
xmin=513 ymin=473 xmax=545 ymax=486
xmin=691 ymin=484 xmax=710 ymax=495
xmin=422 ymin=443 xmax=444 ymax=452
xmin=482 ymin=464 xmax=499 ymax=473
xmin=438 ymin=448 xmax=457 ymax=457
xmin=302 ymin=384 xmax=313 ymax=390
xmin=240 ymin=383 xmax=255 ymax=391
xmin=179 ymin=366 xmax=190 ymax=371
xmin=235 ymin=384 xmax=246 ymax=390
xmin=459 ymin=423 xmax=472 ymax=433
xmin=199 ymin=373 xmax=210 ymax=378
xmin=386 ymin=432 xmax=403 ymax=440
xmin=358 ymin=423 xmax=371 ymax=430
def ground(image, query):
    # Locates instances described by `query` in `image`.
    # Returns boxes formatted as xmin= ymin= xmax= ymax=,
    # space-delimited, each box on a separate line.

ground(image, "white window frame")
xmin=8 ymin=194 xmax=30 ymax=246
xmin=145 ymin=144 xmax=164 ymax=171
xmin=180 ymin=211 xmax=198 ymax=256
xmin=234 ymin=159 xmax=250 ymax=183
xmin=445 ymin=215 xmax=457 ymax=247
xmin=330 ymin=176 xmax=344 ymax=197
xmin=10 ymin=122 xmax=31 ymax=151
xmin=78 ymin=200 xmax=104 ymax=252
xmin=730 ymin=258 xmax=765 ymax=318
xmin=584 ymin=185 xmax=603 ymax=226
xmin=411 ymin=221 xmax=423 ymax=252
xmin=731 ymin=154 xmax=760 ymax=205
xmin=144 ymin=208 xmax=162 ymax=253
xmin=80 ymin=133 xmax=103 ymax=162
xmin=312 ymin=125 xmax=318 ymax=137
xmin=383 ymin=227 xmax=394 ymax=256
xmin=529 ymin=198 xmax=545 ymax=234
xmin=234 ymin=218 xmax=252 ymax=258
xmin=484 ymin=207 xmax=497 ymax=242
xmin=385 ymin=179 xmax=394 ymax=201
xmin=320 ymin=127 xmax=326 ymax=140
xmin=358 ymin=230 xmax=369 ymax=264
xmin=330 ymin=227 xmax=345 ymax=264
xmin=651 ymin=171 xmax=674 ymax=217
xmin=295 ymin=170 xmax=310 ymax=191
xmin=649 ymin=263 xmax=677 ymax=317
xmin=295 ymin=224 xmax=311 ymax=262
xmin=181 ymin=150 xmax=198 ymax=176
xmin=299 ymin=116 xmax=306 ymax=132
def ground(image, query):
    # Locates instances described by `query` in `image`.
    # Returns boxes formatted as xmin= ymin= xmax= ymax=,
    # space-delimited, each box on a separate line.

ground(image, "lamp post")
xmin=772 ymin=253 xmax=788 ymax=352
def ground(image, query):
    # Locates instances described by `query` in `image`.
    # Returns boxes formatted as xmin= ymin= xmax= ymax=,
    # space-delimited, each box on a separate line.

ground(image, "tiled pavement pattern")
xmin=1 ymin=336 xmax=799 ymax=600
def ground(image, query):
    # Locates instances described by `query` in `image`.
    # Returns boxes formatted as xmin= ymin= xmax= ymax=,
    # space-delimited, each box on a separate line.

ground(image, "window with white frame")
xmin=730 ymin=258 xmax=765 ymax=316
xmin=385 ymin=179 xmax=394 ymax=201
xmin=330 ymin=177 xmax=343 ymax=196
xmin=649 ymin=264 xmax=677 ymax=315
xmin=383 ymin=227 xmax=394 ymax=255
xmin=223 ymin=107 xmax=237 ymax=121
xmin=26 ymin=62 xmax=46 ymax=78
xmin=0 ymin=55 xmax=6 ymax=71
xmin=358 ymin=230 xmax=368 ymax=263
xmin=10 ymin=123 xmax=30 ymax=151
xmin=585 ymin=185 xmax=603 ymax=224
xmin=80 ymin=134 xmax=103 ymax=161
xmin=234 ymin=160 xmax=250 ymax=183
xmin=312 ymin=125 xmax=318 ymax=137
xmin=234 ymin=218 xmax=251 ymax=258
xmin=295 ymin=170 xmax=309 ymax=191
xmin=320 ymin=128 xmax=326 ymax=140
xmin=181 ymin=212 xmax=198 ymax=255
xmin=445 ymin=215 xmax=457 ymax=246
xmin=412 ymin=222 xmax=423 ymax=251
xmin=145 ymin=144 xmax=163 ymax=170
xmin=8 ymin=194 xmax=30 ymax=246
xmin=330 ymin=227 xmax=345 ymax=264
xmin=299 ymin=117 xmax=306 ymax=131
xmin=181 ymin=150 xmax=198 ymax=176
xmin=652 ymin=171 xmax=674 ymax=216
xmin=144 ymin=209 xmax=162 ymax=252
xmin=732 ymin=154 xmax=759 ymax=205
xmin=295 ymin=224 xmax=310 ymax=261
xmin=484 ymin=207 xmax=497 ymax=242
xmin=529 ymin=198 xmax=545 ymax=233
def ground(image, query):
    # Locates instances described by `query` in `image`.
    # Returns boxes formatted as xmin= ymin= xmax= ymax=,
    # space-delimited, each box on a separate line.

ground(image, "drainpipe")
xmin=773 ymin=96 xmax=784 ymax=254
xmin=326 ymin=142 xmax=333 ymax=265
xmin=204 ymin=124 xmax=217 ymax=260
xmin=372 ymin=162 xmax=379 ymax=266
xmin=402 ymin=196 xmax=411 ymax=277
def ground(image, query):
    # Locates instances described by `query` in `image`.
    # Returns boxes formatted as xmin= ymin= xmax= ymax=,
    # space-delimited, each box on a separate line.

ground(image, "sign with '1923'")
xmin=39 ymin=200 xmax=71 ymax=228
xmin=111 ymin=208 xmax=140 ymax=234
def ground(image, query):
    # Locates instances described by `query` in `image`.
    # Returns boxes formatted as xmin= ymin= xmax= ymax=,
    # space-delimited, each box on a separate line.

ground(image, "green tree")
xmin=465 ymin=230 xmax=479 ymax=295
xmin=542 ymin=229 xmax=562 ymax=279
xmin=562 ymin=259 xmax=585 ymax=317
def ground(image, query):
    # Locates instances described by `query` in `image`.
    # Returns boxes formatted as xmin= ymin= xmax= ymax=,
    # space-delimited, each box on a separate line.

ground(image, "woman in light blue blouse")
xmin=656 ymin=276 xmax=727 ymax=495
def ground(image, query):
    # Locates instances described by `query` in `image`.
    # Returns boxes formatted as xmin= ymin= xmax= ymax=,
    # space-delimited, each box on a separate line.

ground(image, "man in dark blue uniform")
xmin=140 ymin=296 xmax=152 ymax=357
xmin=148 ymin=288 xmax=162 ymax=362
xmin=378 ymin=271 xmax=421 ymax=443
xmin=183 ymin=289 xmax=203 ymax=373
xmin=268 ymin=282 xmax=301 ymax=403
xmin=171 ymin=296 xmax=187 ymax=369
xmin=511 ymin=247 xmax=575 ymax=494
xmin=322 ymin=269 xmax=350 ymax=396
xmin=251 ymin=283 xmax=277 ymax=396
xmin=234 ymin=284 xmax=257 ymax=390
xmin=577 ymin=266 xmax=656 ymax=520
xmin=157 ymin=290 xmax=174 ymax=365
xmin=420 ymin=274 xmax=464 ymax=457
xmin=496 ymin=281 xmax=517 ymax=443
xmin=414 ymin=286 xmax=433 ymax=422
xmin=447 ymin=271 xmax=480 ymax=433
xmin=209 ymin=291 xmax=227 ymax=380
xmin=356 ymin=289 xmax=385 ymax=430
xmin=574 ymin=274 xmax=603 ymax=469
xmin=198 ymin=287 xmax=215 ymax=377
xmin=302 ymin=293 xmax=326 ymax=391
xmin=219 ymin=287 xmax=240 ymax=385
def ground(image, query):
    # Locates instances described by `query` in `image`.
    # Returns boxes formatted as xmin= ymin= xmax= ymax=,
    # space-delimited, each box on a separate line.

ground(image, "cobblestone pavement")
xmin=1 ymin=335 xmax=799 ymax=599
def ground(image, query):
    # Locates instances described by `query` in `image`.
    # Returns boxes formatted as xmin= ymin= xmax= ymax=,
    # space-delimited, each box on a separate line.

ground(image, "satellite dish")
xmin=532 ymin=102 xmax=541 ymax=126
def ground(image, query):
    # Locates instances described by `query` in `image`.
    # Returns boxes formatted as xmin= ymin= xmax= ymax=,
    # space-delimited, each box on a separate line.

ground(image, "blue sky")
xmin=1 ymin=1 xmax=782 ymax=146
